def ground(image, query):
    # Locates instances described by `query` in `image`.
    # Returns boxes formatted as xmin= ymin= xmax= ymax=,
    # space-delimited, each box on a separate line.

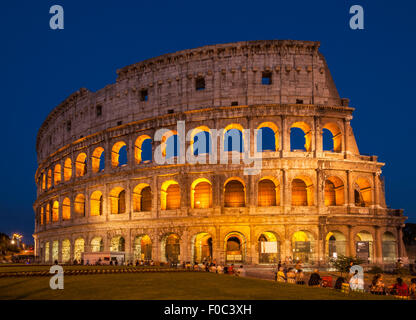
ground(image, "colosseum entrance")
xmin=225 ymin=232 xmax=245 ymax=263
xmin=258 ymin=232 xmax=280 ymax=264
xmin=162 ymin=234 xmax=180 ymax=263
xmin=133 ymin=235 xmax=152 ymax=261
xmin=292 ymin=231 xmax=315 ymax=264
xmin=192 ymin=233 xmax=212 ymax=263
xmin=326 ymin=231 xmax=346 ymax=261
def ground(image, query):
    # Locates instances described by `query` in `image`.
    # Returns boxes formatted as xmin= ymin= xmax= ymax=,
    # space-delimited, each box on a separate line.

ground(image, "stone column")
xmin=348 ymin=225 xmax=355 ymax=257
xmin=314 ymin=116 xmax=322 ymax=156
xmin=282 ymin=116 xmax=290 ymax=153
xmin=374 ymin=226 xmax=382 ymax=264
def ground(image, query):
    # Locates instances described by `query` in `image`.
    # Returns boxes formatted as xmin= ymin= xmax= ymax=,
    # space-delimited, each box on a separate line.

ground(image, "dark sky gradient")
xmin=1 ymin=1 xmax=415 ymax=244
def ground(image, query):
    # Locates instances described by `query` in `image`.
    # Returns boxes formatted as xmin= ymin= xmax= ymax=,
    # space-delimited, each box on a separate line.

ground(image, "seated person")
xmin=308 ymin=269 xmax=321 ymax=287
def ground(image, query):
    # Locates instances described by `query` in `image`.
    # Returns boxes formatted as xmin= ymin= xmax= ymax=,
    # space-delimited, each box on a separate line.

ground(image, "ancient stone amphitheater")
xmin=34 ymin=40 xmax=406 ymax=266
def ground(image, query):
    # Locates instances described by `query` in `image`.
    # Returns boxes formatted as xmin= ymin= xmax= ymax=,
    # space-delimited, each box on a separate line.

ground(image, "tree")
xmin=330 ymin=255 xmax=363 ymax=276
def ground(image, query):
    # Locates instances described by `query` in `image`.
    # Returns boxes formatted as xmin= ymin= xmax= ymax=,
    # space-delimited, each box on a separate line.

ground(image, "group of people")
xmin=274 ymin=259 xmax=416 ymax=299
xmin=182 ymin=261 xmax=246 ymax=276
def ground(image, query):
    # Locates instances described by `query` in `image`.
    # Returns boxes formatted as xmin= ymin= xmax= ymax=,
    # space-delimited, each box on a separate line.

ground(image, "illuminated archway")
xmin=322 ymin=122 xmax=342 ymax=152
xmin=91 ymin=237 xmax=103 ymax=252
xmin=42 ymin=172 xmax=46 ymax=190
xmin=64 ymin=158 xmax=72 ymax=181
xmin=133 ymin=183 xmax=152 ymax=212
xmin=75 ymin=153 xmax=87 ymax=177
xmin=161 ymin=233 xmax=180 ymax=263
xmin=326 ymin=231 xmax=346 ymax=259
xmin=224 ymin=124 xmax=244 ymax=152
xmin=191 ymin=232 xmax=212 ymax=263
xmin=160 ymin=130 xmax=179 ymax=159
xmin=62 ymin=239 xmax=71 ymax=263
xmin=135 ymin=135 xmax=152 ymax=164
xmin=292 ymin=231 xmax=316 ymax=263
xmin=324 ymin=176 xmax=344 ymax=206
xmin=257 ymin=122 xmax=279 ymax=152
xmin=74 ymin=238 xmax=85 ymax=262
xmin=74 ymin=194 xmax=85 ymax=217
xmin=291 ymin=176 xmax=314 ymax=206
xmin=258 ymin=231 xmax=280 ymax=264
xmin=45 ymin=203 xmax=50 ymax=224
xmin=44 ymin=242 xmax=50 ymax=262
xmin=47 ymin=169 xmax=52 ymax=189
xmin=382 ymin=232 xmax=397 ymax=263
xmin=133 ymin=235 xmax=152 ymax=261
xmin=190 ymin=126 xmax=211 ymax=155
xmin=191 ymin=178 xmax=212 ymax=209
xmin=91 ymin=147 xmax=105 ymax=173
xmin=161 ymin=180 xmax=180 ymax=210
xmin=110 ymin=236 xmax=125 ymax=252
xmin=52 ymin=240 xmax=59 ymax=262
xmin=109 ymin=187 xmax=126 ymax=214
xmin=355 ymin=231 xmax=374 ymax=263
xmin=258 ymin=177 xmax=280 ymax=206
xmin=62 ymin=197 xmax=71 ymax=220
xmin=52 ymin=201 xmax=59 ymax=222
xmin=224 ymin=232 xmax=246 ymax=263
xmin=354 ymin=177 xmax=372 ymax=207
xmin=111 ymin=141 xmax=127 ymax=167
xmin=224 ymin=178 xmax=245 ymax=207
xmin=90 ymin=191 xmax=103 ymax=216
xmin=54 ymin=164 xmax=62 ymax=185
xmin=290 ymin=121 xmax=312 ymax=152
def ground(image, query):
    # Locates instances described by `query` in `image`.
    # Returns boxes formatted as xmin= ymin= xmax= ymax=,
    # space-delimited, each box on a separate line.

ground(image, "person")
xmin=228 ymin=264 xmax=234 ymax=274
xmin=369 ymin=274 xmax=385 ymax=295
xmin=277 ymin=267 xmax=286 ymax=282
xmin=237 ymin=265 xmax=245 ymax=277
xmin=308 ymin=269 xmax=321 ymax=287
xmin=210 ymin=264 xmax=217 ymax=273
xmin=223 ymin=266 xmax=228 ymax=274
xmin=390 ymin=278 xmax=409 ymax=298
xmin=286 ymin=268 xmax=296 ymax=284
xmin=349 ymin=270 xmax=364 ymax=292
xmin=296 ymin=269 xmax=305 ymax=285
xmin=346 ymin=261 xmax=354 ymax=274
xmin=217 ymin=264 xmax=223 ymax=274
xmin=334 ymin=276 xmax=346 ymax=290
xmin=408 ymin=278 xmax=416 ymax=300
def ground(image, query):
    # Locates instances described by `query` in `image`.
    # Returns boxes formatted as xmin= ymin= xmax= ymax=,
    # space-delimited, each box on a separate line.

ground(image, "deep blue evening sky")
xmin=1 ymin=1 xmax=415 ymax=244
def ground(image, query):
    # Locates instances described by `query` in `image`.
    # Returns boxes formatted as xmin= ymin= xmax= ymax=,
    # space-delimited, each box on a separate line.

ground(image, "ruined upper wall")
xmin=36 ymin=40 xmax=343 ymax=162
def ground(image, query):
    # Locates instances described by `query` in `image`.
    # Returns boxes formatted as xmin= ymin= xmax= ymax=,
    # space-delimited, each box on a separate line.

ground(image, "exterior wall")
xmin=33 ymin=40 xmax=406 ymax=266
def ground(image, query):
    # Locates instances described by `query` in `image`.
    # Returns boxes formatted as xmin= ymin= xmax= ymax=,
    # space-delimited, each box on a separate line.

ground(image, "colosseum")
xmin=33 ymin=40 xmax=407 ymax=267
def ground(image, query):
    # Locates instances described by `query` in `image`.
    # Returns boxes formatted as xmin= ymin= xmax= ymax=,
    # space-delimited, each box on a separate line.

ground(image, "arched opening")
xmin=52 ymin=240 xmax=59 ymax=262
xmin=290 ymin=122 xmax=312 ymax=152
xmin=161 ymin=180 xmax=180 ymax=210
xmin=292 ymin=231 xmax=316 ymax=263
xmin=256 ymin=122 xmax=279 ymax=152
xmin=133 ymin=184 xmax=152 ymax=212
xmin=258 ymin=232 xmax=280 ymax=264
xmin=75 ymin=153 xmax=87 ymax=177
xmin=224 ymin=179 xmax=245 ymax=207
xmin=62 ymin=197 xmax=71 ymax=220
xmin=133 ymin=235 xmax=152 ymax=261
xmin=91 ymin=147 xmax=105 ymax=173
xmin=111 ymin=141 xmax=127 ymax=167
xmin=192 ymin=233 xmax=212 ymax=263
xmin=47 ymin=169 xmax=52 ymax=189
xmin=323 ymin=122 xmax=342 ymax=152
xmin=258 ymin=178 xmax=280 ymax=206
xmin=74 ymin=238 xmax=85 ymax=262
xmin=42 ymin=172 xmax=46 ymax=190
xmin=355 ymin=231 xmax=374 ymax=263
xmin=109 ymin=187 xmax=126 ymax=214
xmin=45 ymin=203 xmax=50 ymax=224
xmin=163 ymin=234 xmax=180 ymax=263
xmin=90 ymin=191 xmax=103 ymax=216
xmin=326 ymin=231 xmax=347 ymax=259
xmin=40 ymin=207 xmax=44 ymax=225
xmin=110 ymin=236 xmax=125 ymax=252
xmin=44 ymin=242 xmax=50 ymax=262
xmin=225 ymin=232 xmax=246 ymax=263
xmin=52 ymin=201 xmax=59 ymax=222
xmin=291 ymin=177 xmax=314 ymax=206
xmin=61 ymin=239 xmax=71 ymax=263
xmin=135 ymin=135 xmax=152 ymax=164
xmin=382 ymin=232 xmax=397 ymax=263
xmin=165 ymin=134 xmax=179 ymax=159
xmin=324 ymin=177 xmax=344 ymax=206
xmin=191 ymin=127 xmax=211 ymax=155
xmin=91 ymin=237 xmax=104 ymax=252
xmin=64 ymin=158 xmax=72 ymax=181
xmin=354 ymin=178 xmax=372 ymax=207
xmin=54 ymin=164 xmax=61 ymax=185
xmin=224 ymin=129 xmax=244 ymax=152
xmin=191 ymin=178 xmax=212 ymax=209
xmin=74 ymin=194 xmax=85 ymax=217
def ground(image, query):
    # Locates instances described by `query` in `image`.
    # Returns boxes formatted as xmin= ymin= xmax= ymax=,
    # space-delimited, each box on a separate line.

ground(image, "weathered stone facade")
xmin=33 ymin=40 xmax=406 ymax=266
